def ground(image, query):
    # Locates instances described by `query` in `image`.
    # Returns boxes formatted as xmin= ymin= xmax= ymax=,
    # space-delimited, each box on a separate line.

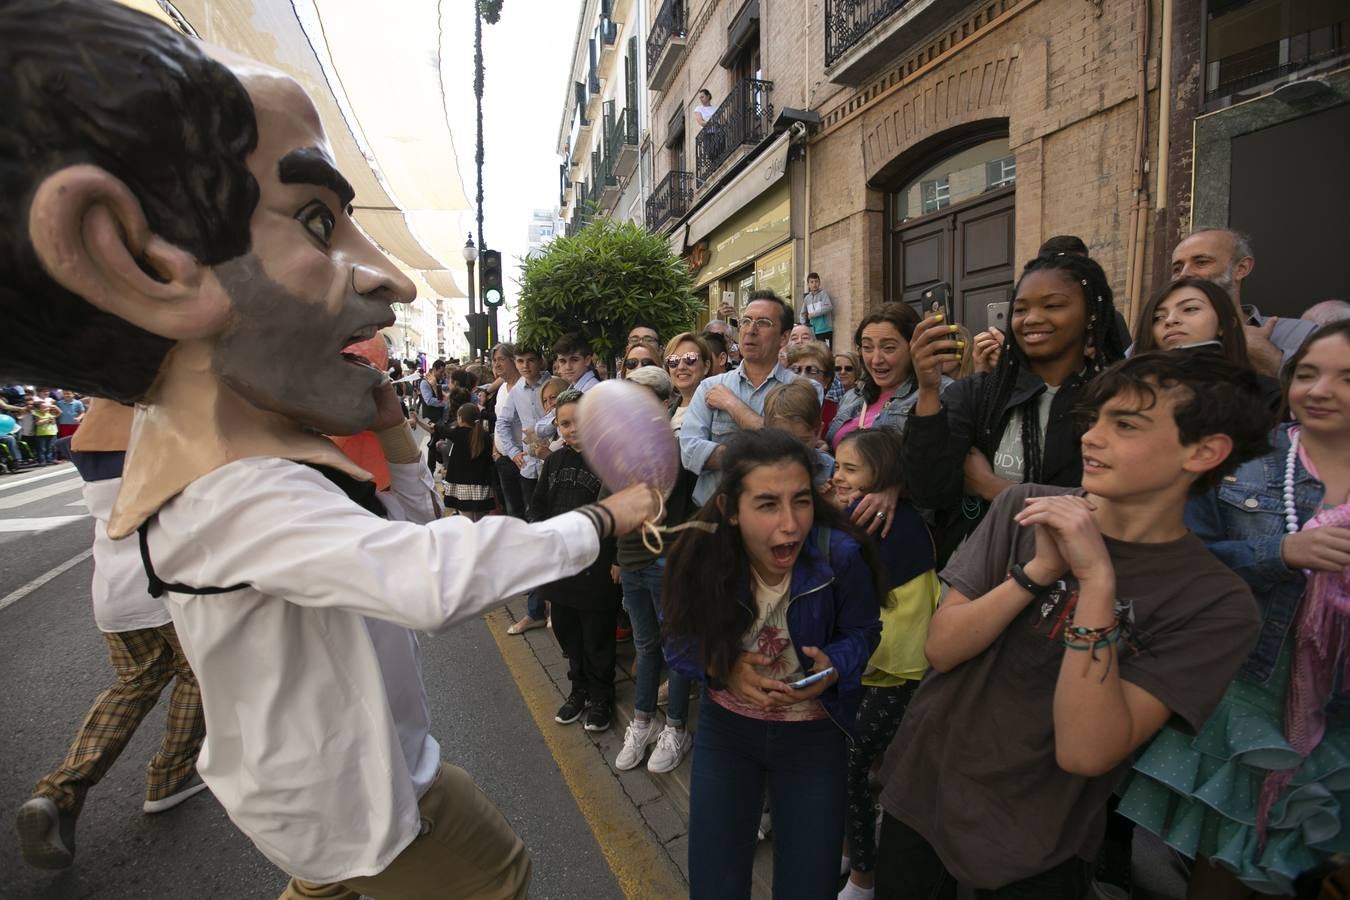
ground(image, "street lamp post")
xmin=462 ymin=235 xmax=478 ymax=359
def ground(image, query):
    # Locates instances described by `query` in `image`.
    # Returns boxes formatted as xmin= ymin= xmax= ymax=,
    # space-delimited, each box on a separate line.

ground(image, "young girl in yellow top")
xmin=831 ymin=429 xmax=942 ymax=900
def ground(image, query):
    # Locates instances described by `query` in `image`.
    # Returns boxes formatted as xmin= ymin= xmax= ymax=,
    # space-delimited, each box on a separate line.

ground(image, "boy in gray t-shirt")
xmin=872 ymin=352 xmax=1270 ymax=898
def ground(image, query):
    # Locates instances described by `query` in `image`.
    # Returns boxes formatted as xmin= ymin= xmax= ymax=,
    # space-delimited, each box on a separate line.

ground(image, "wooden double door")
xmin=886 ymin=186 xmax=1016 ymax=334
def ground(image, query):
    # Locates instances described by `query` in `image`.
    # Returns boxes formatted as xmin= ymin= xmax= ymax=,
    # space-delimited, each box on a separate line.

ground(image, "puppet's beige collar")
xmin=108 ymin=342 xmax=370 ymax=539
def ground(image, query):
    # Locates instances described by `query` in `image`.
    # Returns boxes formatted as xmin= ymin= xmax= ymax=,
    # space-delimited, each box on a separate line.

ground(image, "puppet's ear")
xmin=28 ymin=164 xmax=232 ymax=341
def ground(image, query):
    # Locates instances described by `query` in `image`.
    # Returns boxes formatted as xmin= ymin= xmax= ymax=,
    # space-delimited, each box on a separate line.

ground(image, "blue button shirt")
xmin=680 ymin=362 xmax=794 ymax=505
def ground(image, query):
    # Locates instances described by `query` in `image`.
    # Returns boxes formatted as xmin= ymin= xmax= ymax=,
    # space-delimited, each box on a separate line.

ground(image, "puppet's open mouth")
xmin=340 ymin=350 xmax=377 ymax=370
xmin=339 ymin=324 xmax=385 ymax=370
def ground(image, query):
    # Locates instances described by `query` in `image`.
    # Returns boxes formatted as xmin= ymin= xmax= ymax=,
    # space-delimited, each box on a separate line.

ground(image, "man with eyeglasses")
xmin=627 ymin=323 xmax=660 ymax=352
xmin=680 ymin=290 xmax=795 ymax=504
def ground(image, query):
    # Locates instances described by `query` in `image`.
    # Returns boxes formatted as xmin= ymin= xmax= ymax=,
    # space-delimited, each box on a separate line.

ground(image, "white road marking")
xmin=66 ymin=499 xmax=88 ymax=508
xmin=0 ymin=465 xmax=77 ymax=491
xmin=0 ymin=478 xmax=84 ymax=510
xmin=0 ymin=548 xmax=94 ymax=613
xmin=0 ymin=516 xmax=90 ymax=533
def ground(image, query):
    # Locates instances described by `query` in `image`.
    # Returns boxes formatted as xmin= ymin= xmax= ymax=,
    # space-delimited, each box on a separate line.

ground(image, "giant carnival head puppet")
xmin=0 ymin=0 xmax=413 ymax=535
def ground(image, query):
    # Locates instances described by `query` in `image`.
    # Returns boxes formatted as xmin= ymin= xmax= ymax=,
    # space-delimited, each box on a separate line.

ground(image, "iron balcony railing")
xmin=646 ymin=170 xmax=693 ymax=232
xmin=694 ymin=78 xmax=774 ymax=185
xmin=566 ymin=198 xmax=592 ymax=237
xmin=646 ymin=0 xmax=688 ymax=79
xmin=611 ymin=105 xmax=638 ymax=150
xmin=1206 ymin=20 xmax=1348 ymax=98
xmin=825 ymin=0 xmax=912 ymax=68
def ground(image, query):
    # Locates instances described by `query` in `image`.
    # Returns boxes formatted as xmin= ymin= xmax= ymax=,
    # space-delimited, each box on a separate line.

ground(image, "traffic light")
xmin=481 ymin=249 xmax=504 ymax=307
xmin=465 ymin=312 xmax=489 ymax=355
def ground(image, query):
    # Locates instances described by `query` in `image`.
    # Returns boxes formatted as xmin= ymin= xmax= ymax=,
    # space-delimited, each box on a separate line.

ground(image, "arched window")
xmin=883 ymin=133 xmax=1017 ymax=332
xmin=893 ymin=138 xmax=1016 ymax=224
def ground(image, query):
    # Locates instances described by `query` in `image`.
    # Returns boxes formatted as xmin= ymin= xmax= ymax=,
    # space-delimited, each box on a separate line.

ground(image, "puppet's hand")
xmin=371 ymin=378 xmax=405 ymax=432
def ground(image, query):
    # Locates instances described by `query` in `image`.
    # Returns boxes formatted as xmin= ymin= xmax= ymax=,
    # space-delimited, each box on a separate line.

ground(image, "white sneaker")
xmin=837 ymin=879 xmax=875 ymax=900
xmin=614 ymin=716 xmax=660 ymax=771
xmin=647 ymin=724 xmax=691 ymax=774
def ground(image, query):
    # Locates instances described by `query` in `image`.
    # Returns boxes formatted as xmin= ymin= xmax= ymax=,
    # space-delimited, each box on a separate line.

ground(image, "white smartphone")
xmin=788 ymin=667 xmax=835 ymax=691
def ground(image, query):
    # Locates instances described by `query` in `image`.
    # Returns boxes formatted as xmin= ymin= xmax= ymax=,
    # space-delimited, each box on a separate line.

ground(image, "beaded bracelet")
xmin=1062 ymin=623 xmax=1120 ymax=649
xmin=1063 ymin=622 xmax=1121 ymax=681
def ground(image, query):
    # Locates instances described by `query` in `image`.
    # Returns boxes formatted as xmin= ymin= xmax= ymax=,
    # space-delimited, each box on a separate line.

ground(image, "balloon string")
xmin=639 ymin=491 xmax=717 ymax=556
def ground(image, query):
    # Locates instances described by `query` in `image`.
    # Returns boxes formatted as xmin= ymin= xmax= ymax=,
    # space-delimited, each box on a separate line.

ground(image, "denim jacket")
xmin=1184 ymin=424 xmax=1323 ymax=684
xmin=663 ymin=526 xmax=882 ymax=738
xmin=825 ymin=376 xmax=953 ymax=446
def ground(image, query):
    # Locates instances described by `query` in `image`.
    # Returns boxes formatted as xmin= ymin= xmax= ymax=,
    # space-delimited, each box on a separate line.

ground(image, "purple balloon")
xmin=577 ymin=380 xmax=679 ymax=494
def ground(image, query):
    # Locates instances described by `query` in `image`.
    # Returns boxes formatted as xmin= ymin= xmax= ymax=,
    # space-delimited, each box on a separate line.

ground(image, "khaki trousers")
xmin=279 ymin=764 xmax=530 ymax=900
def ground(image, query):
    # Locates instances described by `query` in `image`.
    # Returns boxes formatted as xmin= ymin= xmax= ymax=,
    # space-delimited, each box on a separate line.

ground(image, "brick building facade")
xmin=571 ymin=0 xmax=1348 ymax=338
xmin=806 ymin=0 xmax=1164 ymax=343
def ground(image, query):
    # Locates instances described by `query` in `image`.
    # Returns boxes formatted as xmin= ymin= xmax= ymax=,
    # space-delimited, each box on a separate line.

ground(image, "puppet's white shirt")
xmin=142 ymin=456 xmax=599 ymax=883
xmin=85 ymin=477 xmax=172 ymax=632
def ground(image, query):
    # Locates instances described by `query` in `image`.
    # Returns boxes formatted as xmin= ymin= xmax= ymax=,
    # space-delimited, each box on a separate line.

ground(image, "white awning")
xmin=686 ymin=132 xmax=791 ymax=246
xmin=169 ymin=0 xmax=468 ymax=272
xmin=354 ymin=210 xmax=444 ymax=270
xmin=422 ymin=270 xmax=467 ymax=299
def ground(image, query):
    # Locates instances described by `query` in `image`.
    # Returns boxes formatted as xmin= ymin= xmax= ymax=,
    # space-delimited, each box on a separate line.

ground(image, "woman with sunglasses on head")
xmin=663 ymin=332 xmax=714 ymax=432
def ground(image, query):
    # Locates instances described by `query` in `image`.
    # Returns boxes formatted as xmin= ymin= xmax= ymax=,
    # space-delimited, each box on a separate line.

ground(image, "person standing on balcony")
xmin=692 ymin=88 xmax=717 ymax=127
xmin=800 ymin=272 xmax=835 ymax=347
xmin=693 ymin=89 xmax=724 ymax=169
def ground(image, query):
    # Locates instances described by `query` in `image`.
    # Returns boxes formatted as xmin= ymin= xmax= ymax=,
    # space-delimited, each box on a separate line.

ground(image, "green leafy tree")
xmin=516 ymin=218 xmax=702 ymax=361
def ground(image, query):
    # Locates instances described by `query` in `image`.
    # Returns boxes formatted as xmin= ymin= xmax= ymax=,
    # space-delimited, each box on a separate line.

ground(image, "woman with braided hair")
xmin=902 ymin=253 xmax=1126 ymax=563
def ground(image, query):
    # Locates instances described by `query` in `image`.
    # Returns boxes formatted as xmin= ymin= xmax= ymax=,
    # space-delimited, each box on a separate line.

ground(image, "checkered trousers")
xmin=34 ymin=622 xmax=205 ymax=815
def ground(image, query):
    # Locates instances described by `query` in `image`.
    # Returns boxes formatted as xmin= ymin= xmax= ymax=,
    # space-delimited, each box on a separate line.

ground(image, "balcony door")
xmin=885 ymin=137 xmax=1018 ymax=333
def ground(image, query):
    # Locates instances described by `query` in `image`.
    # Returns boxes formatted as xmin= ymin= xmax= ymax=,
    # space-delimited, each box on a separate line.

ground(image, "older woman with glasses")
xmin=834 ymin=351 xmax=861 ymax=395
xmin=662 ymin=332 xmax=714 ymax=432
xmin=785 ymin=341 xmax=838 ymax=436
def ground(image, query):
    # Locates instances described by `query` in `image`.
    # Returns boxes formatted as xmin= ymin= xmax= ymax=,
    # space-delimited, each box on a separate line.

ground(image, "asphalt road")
xmin=0 ymin=463 xmax=625 ymax=899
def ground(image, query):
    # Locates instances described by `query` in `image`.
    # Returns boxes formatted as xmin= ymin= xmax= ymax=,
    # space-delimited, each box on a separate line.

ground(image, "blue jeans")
xmin=689 ymin=699 xmax=847 ymax=900
xmin=620 ymin=560 xmax=691 ymax=723
xmin=32 ymin=434 xmax=54 ymax=463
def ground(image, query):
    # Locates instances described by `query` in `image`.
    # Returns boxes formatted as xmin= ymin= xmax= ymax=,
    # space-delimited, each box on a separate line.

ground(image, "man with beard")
xmin=1170 ymin=228 xmax=1316 ymax=375
xmin=0 ymin=2 xmax=659 ymax=896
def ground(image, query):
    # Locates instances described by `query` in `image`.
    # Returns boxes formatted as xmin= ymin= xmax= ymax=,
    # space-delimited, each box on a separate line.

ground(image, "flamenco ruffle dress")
xmin=1118 ymin=452 xmax=1350 ymax=896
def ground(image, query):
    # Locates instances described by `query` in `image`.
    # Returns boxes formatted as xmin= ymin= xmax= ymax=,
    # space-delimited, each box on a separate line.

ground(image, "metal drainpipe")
xmin=1155 ymin=0 xmax=1173 ymax=211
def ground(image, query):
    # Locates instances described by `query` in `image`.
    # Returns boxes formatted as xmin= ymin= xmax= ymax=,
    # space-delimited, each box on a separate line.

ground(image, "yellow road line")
xmin=486 ymin=609 xmax=686 ymax=900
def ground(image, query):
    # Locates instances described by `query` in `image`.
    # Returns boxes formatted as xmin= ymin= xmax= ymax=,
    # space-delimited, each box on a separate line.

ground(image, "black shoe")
xmin=584 ymin=702 xmax=612 ymax=732
xmin=16 ymin=797 xmax=76 ymax=869
xmin=555 ymin=692 xmax=587 ymax=725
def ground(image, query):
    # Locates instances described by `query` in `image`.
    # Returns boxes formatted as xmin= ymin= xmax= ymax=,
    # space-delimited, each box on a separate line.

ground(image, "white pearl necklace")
xmin=1283 ymin=428 xmax=1301 ymax=535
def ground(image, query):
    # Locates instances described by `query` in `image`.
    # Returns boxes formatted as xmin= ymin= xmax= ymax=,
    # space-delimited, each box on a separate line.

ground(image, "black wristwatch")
xmin=1008 ymin=562 xmax=1053 ymax=597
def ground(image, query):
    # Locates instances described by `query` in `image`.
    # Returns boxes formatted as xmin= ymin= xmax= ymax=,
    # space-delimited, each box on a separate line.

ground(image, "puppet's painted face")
xmin=210 ymin=67 xmax=415 ymax=436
